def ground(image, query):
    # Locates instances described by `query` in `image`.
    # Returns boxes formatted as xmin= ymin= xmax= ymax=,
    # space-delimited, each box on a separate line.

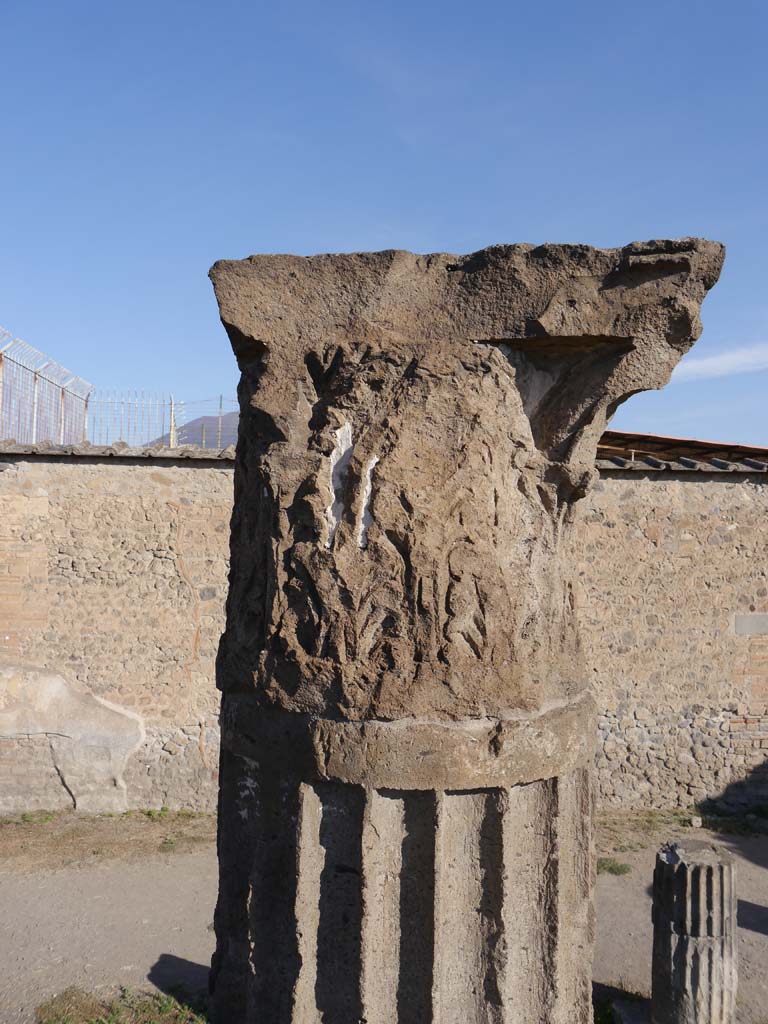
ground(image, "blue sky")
xmin=2 ymin=0 xmax=767 ymax=444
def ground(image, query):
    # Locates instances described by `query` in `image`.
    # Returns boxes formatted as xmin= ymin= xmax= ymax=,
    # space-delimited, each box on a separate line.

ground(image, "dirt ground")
xmin=1 ymin=809 xmax=768 ymax=1023
xmin=595 ymin=810 xmax=768 ymax=1024
xmin=0 ymin=809 xmax=216 ymax=872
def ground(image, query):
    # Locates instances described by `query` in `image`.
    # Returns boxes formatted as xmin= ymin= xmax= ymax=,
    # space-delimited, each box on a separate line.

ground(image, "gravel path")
xmin=2 ymin=827 xmax=768 ymax=1022
xmin=0 ymin=848 xmax=216 ymax=1023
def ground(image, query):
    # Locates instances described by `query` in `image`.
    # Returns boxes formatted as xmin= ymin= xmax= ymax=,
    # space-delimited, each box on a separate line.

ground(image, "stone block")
xmin=735 ymin=613 xmax=768 ymax=636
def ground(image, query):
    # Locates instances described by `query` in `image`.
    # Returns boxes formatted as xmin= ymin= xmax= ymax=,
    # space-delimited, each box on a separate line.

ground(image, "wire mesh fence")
xmin=87 ymin=392 xmax=239 ymax=448
xmin=1 ymin=326 xmax=239 ymax=450
xmin=174 ymin=396 xmax=239 ymax=448
xmin=0 ymin=327 xmax=93 ymax=444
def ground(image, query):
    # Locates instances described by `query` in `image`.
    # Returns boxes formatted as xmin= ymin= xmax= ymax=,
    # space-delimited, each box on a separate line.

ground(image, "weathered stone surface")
xmin=652 ymin=840 xmax=737 ymax=1024
xmin=0 ymin=660 xmax=144 ymax=812
xmin=222 ymin=690 xmax=594 ymax=791
xmin=212 ymin=240 xmax=724 ymax=724
xmin=209 ymin=239 xmax=723 ymax=1023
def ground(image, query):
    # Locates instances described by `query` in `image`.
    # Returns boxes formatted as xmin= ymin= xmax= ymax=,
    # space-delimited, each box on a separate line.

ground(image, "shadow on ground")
xmin=593 ymin=981 xmax=650 ymax=1022
xmin=738 ymin=897 xmax=768 ymax=936
xmin=149 ymin=953 xmax=210 ymax=1013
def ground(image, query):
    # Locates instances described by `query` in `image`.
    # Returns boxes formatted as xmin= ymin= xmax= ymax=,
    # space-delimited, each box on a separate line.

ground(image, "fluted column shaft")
xmin=212 ymin=701 xmax=595 ymax=1023
xmin=651 ymin=841 xmax=737 ymax=1024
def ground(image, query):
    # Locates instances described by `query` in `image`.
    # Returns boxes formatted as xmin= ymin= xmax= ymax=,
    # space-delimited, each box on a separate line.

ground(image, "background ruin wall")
xmin=0 ymin=451 xmax=229 ymax=811
xmin=1 ymin=449 xmax=766 ymax=813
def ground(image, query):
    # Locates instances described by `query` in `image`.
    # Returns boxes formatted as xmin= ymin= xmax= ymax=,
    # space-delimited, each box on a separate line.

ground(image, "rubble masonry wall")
xmin=1 ymin=454 xmax=766 ymax=812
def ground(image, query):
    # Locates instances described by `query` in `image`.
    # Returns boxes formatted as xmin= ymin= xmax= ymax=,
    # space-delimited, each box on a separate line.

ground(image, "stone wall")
xmin=0 ymin=451 xmax=231 ymax=811
xmin=578 ymin=470 xmax=768 ymax=810
xmin=1 ymin=450 xmax=767 ymax=812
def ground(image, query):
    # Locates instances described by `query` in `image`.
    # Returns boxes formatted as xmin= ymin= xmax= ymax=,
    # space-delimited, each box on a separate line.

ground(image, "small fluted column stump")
xmin=208 ymin=240 xmax=723 ymax=1023
xmin=652 ymin=841 xmax=737 ymax=1024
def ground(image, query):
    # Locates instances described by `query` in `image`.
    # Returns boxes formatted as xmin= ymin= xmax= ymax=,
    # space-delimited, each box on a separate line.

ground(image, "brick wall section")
xmin=1 ymin=454 xmax=767 ymax=811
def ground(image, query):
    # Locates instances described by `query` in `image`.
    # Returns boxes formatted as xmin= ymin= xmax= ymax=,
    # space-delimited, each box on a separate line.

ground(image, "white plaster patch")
xmin=325 ymin=422 xmax=354 ymax=548
xmin=357 ymin=456 xmax=379 ymax=549
xmin=0 ymin=660 xmax=145 ymax=814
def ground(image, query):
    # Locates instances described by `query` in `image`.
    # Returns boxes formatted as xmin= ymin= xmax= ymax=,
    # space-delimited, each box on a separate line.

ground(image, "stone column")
xmin=652 ymin=841 xmax=737 ymax=1024
xmin=208 ymin=240 xmax=724 ymax=1024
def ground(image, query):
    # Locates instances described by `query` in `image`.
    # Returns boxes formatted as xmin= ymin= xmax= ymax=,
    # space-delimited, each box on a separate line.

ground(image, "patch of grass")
xmin=597 ymin=856 xmax=631 ymax=876
xmin=0 ymin=809 xmax=216 ymax=871
xmin=596 ymin=807 xmax=705 ymax=858
xmin=20 ymin=810 xmax=55 ymax=824
xmin=35 ymin=987 xmax=105 ymax=1023
xmin=36 ymin=986 xmax=207 ymax=1024
xmin=140 ymin=807 xmax=170 ymax=820
xmin=611 ymin=840 xmax=642 ymax=854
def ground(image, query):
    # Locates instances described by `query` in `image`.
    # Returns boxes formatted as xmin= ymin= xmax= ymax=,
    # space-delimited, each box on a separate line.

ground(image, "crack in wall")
xmin=48 ymin=737 xmax=77 ymax=809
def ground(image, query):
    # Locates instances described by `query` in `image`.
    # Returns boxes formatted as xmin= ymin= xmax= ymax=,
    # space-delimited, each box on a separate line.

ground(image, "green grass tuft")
xmin=597 ymin=856 xmax=631 ymax=876
xmin=20 ymin=811 xmax=55 ymax=824
xmin=36 ymin=986 xmax=207 ymax=1023
xmin=140 ymin=806 xmax=170 ymax=820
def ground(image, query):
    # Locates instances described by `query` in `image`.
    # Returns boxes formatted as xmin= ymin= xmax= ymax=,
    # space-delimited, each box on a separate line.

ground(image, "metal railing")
xmin=0 ymin=328 xmax=93 ymax=444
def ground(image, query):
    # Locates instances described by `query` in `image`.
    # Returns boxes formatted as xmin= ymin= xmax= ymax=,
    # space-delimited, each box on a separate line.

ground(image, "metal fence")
xmin=0 ymin=328 xmax=93 ymax=444
xmin=0 ymin=326 xmax=239 ymax=450
xmin=87 ymin=393 xmax=239 ymax=448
